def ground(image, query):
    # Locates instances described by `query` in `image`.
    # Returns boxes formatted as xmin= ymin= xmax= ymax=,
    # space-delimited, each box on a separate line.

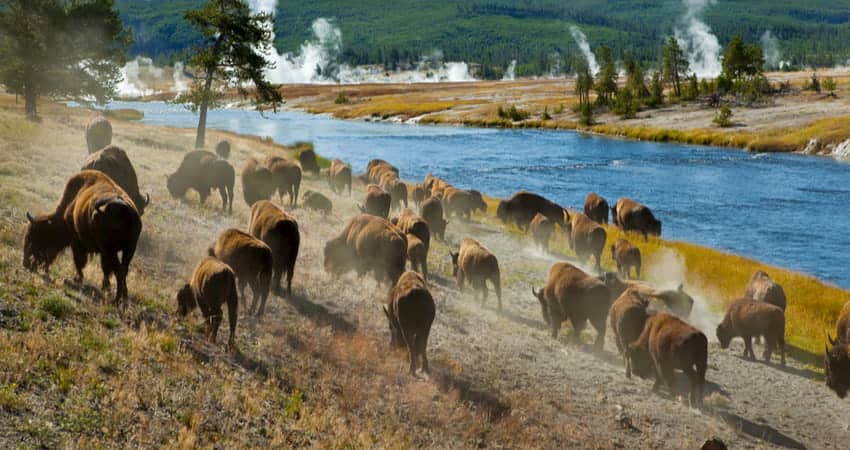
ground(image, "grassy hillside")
xmin=117 ymin=0 xmax=850 ymax=76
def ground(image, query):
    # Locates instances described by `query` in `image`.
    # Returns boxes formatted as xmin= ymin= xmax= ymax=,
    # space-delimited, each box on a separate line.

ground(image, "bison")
xmin=442 ymin=187 xmax=478 ymax=221
xmin=393 ymin=209 xmax=430 ymax=252
xmin=85 ymin=116 xmax=112 ymax=154
xmin=177 ymin=256 xmax=238 ymax=350
xmin=565 ymin=213 xmax=607 ymax=271
xmin=611 ymin=238 xmax=641 ymax=279
xmin=627 ymin=313 xmax=707 ymax=406
xmin=324 ymin=214 xmax=407 ymax=286
xmin=608 ymin=288 xmax=651 ymax=377
xmin=826 ymin=300 xmax=850 ymax=398
xmin=81 ymin=145 xmax=150 ymax=216
xmin=424 ymin=174 xmax=450 ymax=198
xmin=298 ymin=148 xmax=320 ymax=175
xmin=266 ymin=156 xmax=302 ymax=207
xmin=411 ymin=183 xmax=430 ymax=207
xmin=379 ymin=172 xmax=408 ymax=210
xmin=468 ymin=190 xmax=487 ymax=214
xmin=529 ymin=213 xmax=554 ymax=252
xmin=384 ymin=271 xmax=435 ymax=375
xmin=359 ymin=184 xmax=391 ymax=219
xmin=241 ymin=156 xmax=276 ymax=207
xmin=167 ymin=150 xmax=234 ymax=213
xmin=716 ymin=298 xmax=786 ymax=365
xmin=302 ymin=190 xmax=332 ymax=215
xmin=215 ymin=140 xmax=231 ymax=160
xmin=248 ymin=200 xmax=300 ymax=299
xmin=450 ymin=239 xmax=502 ymax=310
xmin=612 ymin=198 xmax=661 ymax=240
xmin=584 ymin=192 xmax=609 ymax=225
xmin=420 ymin=196 xmax=447 ymax=241
xmin=366 ymin=159 xmax=399 ymax=184
xmin=598 ymin=273 xmax=694 ymax=319
xmin=328 ymin=159 xmax=352 ymax=195
xmin=497 ymin=191 xmax=567 ymax=231
xmin=532 ymin=262 xmax=609 ymax=348
xmin=208 ymin=229 xmax=273 ymax=317
xmin=743 ymin=270 xmax=787 ymax=311
xmin=405 ymin=233 xmax=428 ymax=280
xmin=24 ymin=170 xmax=142 ymax=305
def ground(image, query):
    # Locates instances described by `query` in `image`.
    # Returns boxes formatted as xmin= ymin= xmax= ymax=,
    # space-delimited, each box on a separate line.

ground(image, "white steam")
xmin=116 ymin=56 xmax=188 ymax=98
xmin=172 ymin=62 xmax=188 ymax=93
xmin=674 ymin=0 xmax=721 ymax=78
xmin=760 ymin=30 xmax=788 ymax=70
xmin=502 ymin=60 xmax=516 ymax=81
xmin=569 ymin=26 xmax=599 ymax=75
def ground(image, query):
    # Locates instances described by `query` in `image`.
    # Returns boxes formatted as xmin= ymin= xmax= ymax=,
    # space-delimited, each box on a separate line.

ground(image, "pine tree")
xmin=661 ymin=37 xmax=689 ymax=98
xmin=593 ymin=45 xmax=617 ymax=106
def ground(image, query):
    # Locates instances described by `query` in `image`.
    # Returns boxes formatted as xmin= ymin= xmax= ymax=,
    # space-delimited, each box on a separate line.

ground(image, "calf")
xmin=611 ymin=238 xmax=641 ymax=279
xmin=450 ymin=239 xmax=502 ymax=310
xmin=177 ymin=257 xmax=239 ymax=350
xmin=529 ymin=213 xmax=554 ymax=252
xmin=302 ymin=190 xmax=332 ymax=215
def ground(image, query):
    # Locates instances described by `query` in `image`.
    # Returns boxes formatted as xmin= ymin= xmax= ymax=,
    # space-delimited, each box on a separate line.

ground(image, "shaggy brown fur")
xmin=442 ymin=187 xmax=479 ymax=220
xmin=24 ymin=170 xmax=142 ymax=305
xmin=531 ymin=262 xmax=609 ymax=349
xmin=324 ymin=214 xmax=407 ymax=286
xmin=85 ymin=116 xmax=112 ymax=153
xmin=497 ymin=191 xmax=567 ymax=230
xmin=412 ymin=183 xmax=430 ymax=207
xmin=328 ymin=159 xmax=352 ymax=195
xmin=248 ymin=200 xmax=300 ymax=302
xmin=302 ymin=190 xmax=332 ymax=214
xmin=167 ymin=150 xmax=234 ymax=213
xmin=420 ymin=196 xmax=447 ymax=241
xmin=393 ymin=208 xmax=430 ymax=253
xmin=612 ymin=198 xmax=662 ymax=240
xmin=241 ymin=157 xmax=276 ymax=207
xmin=717 ymin=298 xmax=786 ymax=365
xmin=743 ymin=270 xmax=787 ymax=311
xmin=208 ymin=229 xmax=273 ymax=317
xmin=565 ymin=213 xmax=607 ymax=271
xmin=468 ymin=190 xmax=487 ymax=214
xmin=608 ymin=289 xmax=650 ymax=377
xmin=405 ymin=233 xmax=428 ymax=280
xmin=529 ymin=213 xmax=554 ymax=252
xmin=450 ymin=239 xmax=501 ymax=310
xmin=81 ymin=145 xmax=149 ymax=215
xmin=826 ymin=301 xmax=850 ymax=398
xmin=298 ymin=148 xmax=320 ymax=175
xmin=266 ymin=156 xmax=302 ymax=207
xmin=424 ymin=174 xmax=450 ymax=198
xmin=611 ymin=238 xmax=641 ymax=279
xmin=359 ymin=184 xmax=391 ymax=218
xmin=215 ymin=140 xmax=231 ymax=160
xmin=379 ymin=172 xmax=408 ymax=210
xmin=366 ymin=159 xmax=399 ymax=184
xmin=177 ymin=257 xmax=239 ymax=350
xmin=384 ymin=271 xmax=435 ymax=375
xmin=584 ymin=192 xmax=609 ymax=225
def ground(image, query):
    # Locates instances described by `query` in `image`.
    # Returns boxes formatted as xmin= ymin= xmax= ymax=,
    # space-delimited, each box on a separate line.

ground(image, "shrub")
xmin=497 ymin=105 xmax=529 ymax=121
xmin=554 ymin=103 xmax=565 ymax=114
xmin=334 ymin=93 xmax=350 ymax=104
xmin=713 ymin=105 xmax=734 ymax=128
xmin=541 ymin=106 xmax=552 ymax=120
xmin=822 ymin=77 xmax=837 ymax=92
xmin=578 ymin=103 xmax=594 ymax=126
xmin=40 ymin=295 xmax=74 ymax=320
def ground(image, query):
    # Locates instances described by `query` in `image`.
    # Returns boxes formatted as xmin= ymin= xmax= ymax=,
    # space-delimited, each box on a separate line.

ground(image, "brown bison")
xmin=324 ymin=214 xmax=407 ymax=286
xmin=424 ymin=174 xmax=451 ymax=198
xmin=81 ymin=145 xmax=150 ymax=216
xmin=627 ymin=313 xmax=708 ymax=406
xmin=608 ymin=288 xmax=651 ymax=377
xmin=328 ymin=159 xmax=352 ymax=195
xmin=584 ymin=192 xmax=609 ymax=225
xmin=531 ymin=262 xmax=609 ymax=348
xmin=411 ymin=183 xmax=430 ymax=207
xmin=611 ymin=238 xmax=641 ymax=279
xmin=241 ymin=156 xmax=276 ymax=207
xmin=451 ymin=239 xmax=501 ymax=309
xmin=177 ymin=256 xmax=239 ymax=350
xmin=298 ymin=148 xmax=320 ymax=175
xmin=393 ymin=209 xmax=430 ymax=250
xmin=85 ymin=116 xmax=112 ymax=153
xmin=384 ymin=271 xmax=436 ymax=375
xmin=359 ymin=184 xmax=392 ymax=218
xmin=167 ymin=150 xmax=234 ymax=213
xmin=248 ymin=200 xmax=300 ymax=299
xmin=365 ymin=159 xmax=399 ymax=184
xmin=420 ymin=196 xmax=447 ymax=241
xmin=302 ymin=190 xmax=333 ymax=214
xmin=716 ymin=298 xmax=785 ymax=365
xmin=612 ymin=198 xmax=661 ymax=240
xmin=565 ymin=213 xmax=607 ymax=271
xmin=24 ymin=170 xmax=142 ymax=304
xmin=598 ymin=273 xmax=694 ymax=319
xmin=442 ymin=187 xmax=478 ymax=220
xmin=405 ymin=233 xmax=428 ymax=279
xmin=497 ymin=191 xmax=568 ymax=230
xmin=266 ymin=156 xmax=302 ymax=207
xmin=215 ymin=140 xmax=231 ymax=160
xmin=826 ymin=300 xmax=850 ymax=398
xmin=743 ymin=270 xmax=787 ymax=311
xmin=529 ymin=213 xmax=554 ymax=252
xmin=208 ymin=229 xmax=273 ymax=317
xmin=379 ymin=172 xmax=408 ymax=210
xmin=468 ymin=190 xmax=487 ymax=214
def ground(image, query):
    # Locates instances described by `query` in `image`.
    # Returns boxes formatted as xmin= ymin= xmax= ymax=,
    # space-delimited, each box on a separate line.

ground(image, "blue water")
xmin=110 ymin=101 xmax=850 ymax=288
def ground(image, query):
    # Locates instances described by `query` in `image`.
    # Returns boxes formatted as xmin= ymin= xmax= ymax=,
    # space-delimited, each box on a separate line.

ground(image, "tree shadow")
xmin=730 ymin=354 xmax=822 ymax=380
xmin=712 ymin=410 xmax=807 ymax=450
xmin=429 ymin=361 xmax=512 ymax=423
xmin=283 ymin=291 xmax=357 ymax=334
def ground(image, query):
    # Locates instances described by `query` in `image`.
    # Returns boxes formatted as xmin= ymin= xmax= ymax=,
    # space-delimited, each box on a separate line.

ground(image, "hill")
xmin=117 ymin=0 xmax=850 ymax=77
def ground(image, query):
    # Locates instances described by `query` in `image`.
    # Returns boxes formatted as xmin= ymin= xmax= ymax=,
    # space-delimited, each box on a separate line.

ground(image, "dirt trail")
xmin=4 ymin=101 xmax=849 ymax=448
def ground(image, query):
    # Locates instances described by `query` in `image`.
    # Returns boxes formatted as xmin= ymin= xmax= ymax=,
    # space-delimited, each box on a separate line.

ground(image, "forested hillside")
xmin=118 ymin=0 xmax=850 ymax=77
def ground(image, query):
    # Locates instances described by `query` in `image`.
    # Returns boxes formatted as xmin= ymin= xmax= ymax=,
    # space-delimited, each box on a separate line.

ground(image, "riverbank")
xmin=275 ymin=69 xmax=850 ymax=156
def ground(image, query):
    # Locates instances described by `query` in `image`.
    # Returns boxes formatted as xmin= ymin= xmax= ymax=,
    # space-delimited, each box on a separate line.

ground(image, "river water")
xmin=109 ymin=101 xmax=850 ymax=288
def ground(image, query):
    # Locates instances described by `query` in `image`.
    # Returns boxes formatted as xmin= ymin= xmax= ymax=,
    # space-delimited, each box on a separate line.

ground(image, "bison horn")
xmin=144 ymin=193 xmax=151 ymax=206
xmin=26 ymin=212 xmax=34 ymax=223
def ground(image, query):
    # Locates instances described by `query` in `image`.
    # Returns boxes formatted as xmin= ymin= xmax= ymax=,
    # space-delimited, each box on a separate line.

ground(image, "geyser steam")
xmin=569 ymin=26 xmax=600 ymax=75
xmin=760 ymin=30 xmax=787 ymax=70
xmin=674 ymin=0 xmax=721 ymax=78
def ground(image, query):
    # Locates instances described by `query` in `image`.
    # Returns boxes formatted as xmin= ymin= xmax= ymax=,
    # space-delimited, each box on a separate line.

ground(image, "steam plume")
xmin=760 ymin=30 xmax=787 ymax=70
xmin=569 ymin=26 xmax=599 ymax=74
xmin=502 ymin=60 xmax=516 ymax=81
xmin=674 ymin=0 xmax=721 ymax=78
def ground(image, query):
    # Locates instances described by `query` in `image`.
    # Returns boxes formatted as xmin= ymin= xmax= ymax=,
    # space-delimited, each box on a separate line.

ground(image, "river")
xmin=108 ymin=101 xmax=850 ymax=288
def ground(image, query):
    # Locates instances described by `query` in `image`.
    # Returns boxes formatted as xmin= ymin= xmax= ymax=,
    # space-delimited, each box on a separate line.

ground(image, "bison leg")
xmin=237 ymin=278 xmax=248 ymax=308
xmin=226 ymin=284 xmax=238 ymax=352
xmin=635 ymin=262 xmax=641 ymax=279
xmin=417 ymin=328 xmax=431 ymax=374
xmin=99 ymin=253 xmax=114 ymax=291
xmin=207 ymin=312 xmax=222 ymax=344
xmin=271 ymin=263 xmax=284 ymax=296
xmin=591 ymin=317 xmax=606 ymax=350
xmin=71 ymin=240 xmax=88 ymax=283
xmin=762 ymin=335 xmax=774 ymax=363
xmin=743 ymin=335 xmax=755 ymax=360
xmin=255 ymin=270 xmax=272 ymax=317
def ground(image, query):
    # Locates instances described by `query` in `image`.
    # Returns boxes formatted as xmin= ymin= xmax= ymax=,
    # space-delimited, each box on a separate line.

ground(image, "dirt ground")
xmin=1 ymin=96 xmax=848 ymax=448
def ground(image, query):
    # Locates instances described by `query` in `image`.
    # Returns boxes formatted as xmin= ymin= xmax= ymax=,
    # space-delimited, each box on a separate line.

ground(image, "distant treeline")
xmin=117 ymin=0 xmax=850 ymax=77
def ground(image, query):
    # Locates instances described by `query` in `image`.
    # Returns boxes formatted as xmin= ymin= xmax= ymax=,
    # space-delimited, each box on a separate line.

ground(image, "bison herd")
xmin=20 ymin=116 xmax=850 ymax=403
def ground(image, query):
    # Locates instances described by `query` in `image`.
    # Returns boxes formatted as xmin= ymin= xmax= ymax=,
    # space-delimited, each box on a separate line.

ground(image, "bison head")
xmin=531 ymin=286 xmax=550 ymax=326
xmin=176 ymin=284 xmax=196 ymax=317
xmin=166 ymin=173 xmax=188 ymax=198
xmin=382 ymin=306 xmax=404 ymax=348
xmin=648 ymin=218 xmax=662 ymax=237
xmin=23 ymin=212 xmax=71 ymax=273
xmin=825 ymin=335 xmax=850 ymax=398
xmin=496 ymin=201 xmax=509 ymax=222
xmin=597 ymin=272 xmax=629 ymax=300
xmin=449 ymin=251 xmax=459 ymax=276
xmin=716 ymin=322 xmax=733 ymax=349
